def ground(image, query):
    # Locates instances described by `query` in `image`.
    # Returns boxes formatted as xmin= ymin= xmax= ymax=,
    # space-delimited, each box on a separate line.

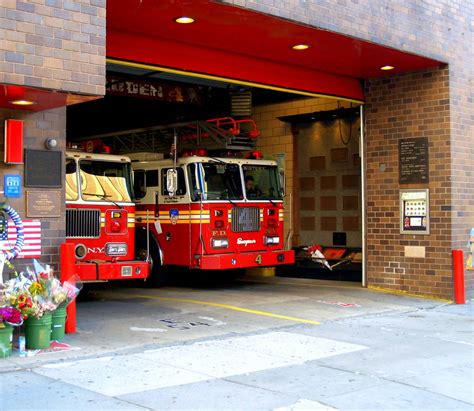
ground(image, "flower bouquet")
xmin=1 ymin=259 xmax=81 ymax=351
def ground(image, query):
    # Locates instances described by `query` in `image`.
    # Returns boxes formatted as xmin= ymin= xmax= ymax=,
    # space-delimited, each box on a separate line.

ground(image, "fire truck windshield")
xmin=201 ymin=163 xmax=243 ymax=201
xmin=78 ymin=160 xmax=133 ymax=203
xmin=242 ymin=165 xmax=283 ymax=200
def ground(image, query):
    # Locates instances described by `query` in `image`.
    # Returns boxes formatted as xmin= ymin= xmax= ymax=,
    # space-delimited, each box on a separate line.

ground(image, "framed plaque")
xmin=26 ymin=190 xmax=61 ymax=217
xmin=399 ymin=138 xmax=429 ymax=184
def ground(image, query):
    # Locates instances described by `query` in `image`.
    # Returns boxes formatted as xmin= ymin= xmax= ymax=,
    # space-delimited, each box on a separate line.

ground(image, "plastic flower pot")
xmin=51 ymin=305 xmax=67 ymax=341
xmin=25 ymin=313 xmax=52 ymax=349
xmin=0 ymin=324 xmax=13 ymax=358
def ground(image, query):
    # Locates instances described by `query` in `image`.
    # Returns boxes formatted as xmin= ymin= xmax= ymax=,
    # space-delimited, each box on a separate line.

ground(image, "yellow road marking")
xmin=115 ymin=293 xmax=321 ymax=325
xmin=368 ymin=285 xmax=452 ymax=303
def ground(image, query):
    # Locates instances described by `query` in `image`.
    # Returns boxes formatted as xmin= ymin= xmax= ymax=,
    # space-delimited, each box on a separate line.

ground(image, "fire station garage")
xmin=64 ymin=0 xmax=447 ymax=293
xmin=1 ymin=0 xmax=471 ymax=340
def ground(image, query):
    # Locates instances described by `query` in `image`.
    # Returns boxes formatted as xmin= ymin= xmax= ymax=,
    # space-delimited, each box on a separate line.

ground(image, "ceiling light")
xmin=292 ymin=44 xmax=310 ymax=50
xmin=175 ymin=16 xmax=195 ymax=24
xmin=380 ymin=65 xmax=395 ymax=71
xmin=10 ymin=99 xmax=36 ymax=106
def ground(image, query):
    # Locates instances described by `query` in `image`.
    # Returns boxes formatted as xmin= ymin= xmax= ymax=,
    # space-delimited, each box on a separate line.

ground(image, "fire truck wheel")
xmin=145 ymin=245 xmax=168 ymax=288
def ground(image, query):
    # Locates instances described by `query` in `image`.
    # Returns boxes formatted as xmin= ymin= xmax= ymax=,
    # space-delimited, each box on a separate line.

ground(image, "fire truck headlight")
xmin=264 ymin=236 xmax=280 ymax=245
xmin=211 ymin=237 xmax=229 ymax=249
xmin=105 ymin=243 xmax=128 ymax=256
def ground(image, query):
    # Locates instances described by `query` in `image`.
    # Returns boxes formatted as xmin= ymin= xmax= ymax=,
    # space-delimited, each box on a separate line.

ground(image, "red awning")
xmin=107 ymin=0 xmax=443 ymax=102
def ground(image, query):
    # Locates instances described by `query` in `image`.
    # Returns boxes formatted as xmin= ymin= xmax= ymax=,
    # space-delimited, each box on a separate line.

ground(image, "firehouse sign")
xmin=107 ymin=75 xmax=205 ymax=105
xmin=399 ymin=137 xmax=429 ymax=184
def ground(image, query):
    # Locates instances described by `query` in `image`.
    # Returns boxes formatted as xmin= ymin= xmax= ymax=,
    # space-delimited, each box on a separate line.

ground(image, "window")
xmin=202 ymin=163 xmax=242 ymax=200
xmin=65 ymin=159 xmax=78 ymax=201
xmin=242 ymin=165 xmax=282 ymax=200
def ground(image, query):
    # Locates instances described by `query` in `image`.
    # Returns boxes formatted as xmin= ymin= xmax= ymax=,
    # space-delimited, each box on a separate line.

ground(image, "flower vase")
xmin=0 ymin=324 xmax=13 ymax=358
xmin=25 ymin=313 xmax=52 ymax=349
xmin=51 ymin=305 xmax=67 ymax=341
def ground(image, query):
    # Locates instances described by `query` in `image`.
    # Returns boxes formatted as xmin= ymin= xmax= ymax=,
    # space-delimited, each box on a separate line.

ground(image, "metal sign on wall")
xmin=399 ymin=137 xmax=429 ymax=184
xmin=107 ymin=75 xmax=206 ymax=105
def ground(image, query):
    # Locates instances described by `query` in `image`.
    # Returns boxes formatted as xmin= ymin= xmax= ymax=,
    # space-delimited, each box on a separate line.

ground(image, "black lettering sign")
xmin=399 ymin=138 xmax=429 ymax=184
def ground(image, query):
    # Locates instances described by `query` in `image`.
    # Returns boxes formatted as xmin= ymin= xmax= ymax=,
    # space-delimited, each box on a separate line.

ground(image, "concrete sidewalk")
xmin=1 ymin=278 xmax=473 ymax=410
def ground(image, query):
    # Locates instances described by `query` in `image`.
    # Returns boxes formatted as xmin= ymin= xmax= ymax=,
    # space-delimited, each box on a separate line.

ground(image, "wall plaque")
xmin=399 ymin=138 xmax=429 ymax=184
xmin=26 ymin=191 xmax=61 ymax=217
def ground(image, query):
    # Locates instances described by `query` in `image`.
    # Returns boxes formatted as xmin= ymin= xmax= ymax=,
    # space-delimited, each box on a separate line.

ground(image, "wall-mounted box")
xmin=400 ymin=189 xmax=430 ymax=235
xmin=4 ymin=119 xmax=24 ymax=164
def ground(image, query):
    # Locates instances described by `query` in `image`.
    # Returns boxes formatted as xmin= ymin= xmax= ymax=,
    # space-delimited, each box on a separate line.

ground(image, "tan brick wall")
xmin=0 ymin=0 xmax=106 ymax=95
xmin=0 ymin=107 xmax=66 ymax=275
xmin=253 ymin=97 xmax=360 ymax=247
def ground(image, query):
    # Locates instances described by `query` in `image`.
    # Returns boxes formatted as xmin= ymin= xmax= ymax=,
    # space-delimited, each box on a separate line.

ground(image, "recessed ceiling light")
xmin=10 ymin=100 xmax=36 ymax=106
xmin=175 ymin=16 xmax=195 ymax=24
xmin=292 ymin=44 xmax=310 ymax=50
xmin=380 ymin=65 xmax=395 ymax=71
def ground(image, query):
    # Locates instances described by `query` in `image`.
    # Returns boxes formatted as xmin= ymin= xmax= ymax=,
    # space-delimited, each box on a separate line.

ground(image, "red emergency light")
xmin=4 ymin=119 xmax=24 ymax=164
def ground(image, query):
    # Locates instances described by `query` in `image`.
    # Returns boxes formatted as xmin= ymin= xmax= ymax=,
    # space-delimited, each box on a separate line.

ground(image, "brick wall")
xmin=365 ymin=67 xmax=453 ymax=297
xmin=0 ymin=107 xmax=66 ymax=275
xmin=224 ymin=0 xmax=474 ymax=299
xmin=0 ymin=0 xmax=106 ymax=95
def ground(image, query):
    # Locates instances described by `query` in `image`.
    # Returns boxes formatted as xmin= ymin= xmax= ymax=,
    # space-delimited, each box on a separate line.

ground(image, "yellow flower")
xmin=29 ymin=281 xmax=44 ymax=295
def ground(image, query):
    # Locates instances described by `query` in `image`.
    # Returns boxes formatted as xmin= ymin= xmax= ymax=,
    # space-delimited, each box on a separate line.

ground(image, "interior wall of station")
xmin=252 ymin=97 xmax=356 ymax=248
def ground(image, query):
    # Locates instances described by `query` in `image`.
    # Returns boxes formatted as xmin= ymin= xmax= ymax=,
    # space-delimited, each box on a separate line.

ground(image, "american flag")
xmin=0 ymin=220 xmax=41 ymax=259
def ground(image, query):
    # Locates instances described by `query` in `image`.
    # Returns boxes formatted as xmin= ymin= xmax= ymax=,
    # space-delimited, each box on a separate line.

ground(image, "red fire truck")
xmin=65 ymin=150 xmax=150 ymax=281
xmin=131 ymin=153 xmax=295 ymax=284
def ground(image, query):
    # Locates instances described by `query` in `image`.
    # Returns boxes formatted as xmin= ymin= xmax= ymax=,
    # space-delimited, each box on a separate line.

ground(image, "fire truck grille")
xmin=232 ymin=207 xmax=260 ymax=232
xmin=66 ymin=209 xmax=101 ymax=238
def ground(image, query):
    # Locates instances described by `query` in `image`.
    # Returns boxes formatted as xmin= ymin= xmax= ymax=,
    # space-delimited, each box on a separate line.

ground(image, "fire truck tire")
xmin=146 ymin=243 xmax=168 ymax=288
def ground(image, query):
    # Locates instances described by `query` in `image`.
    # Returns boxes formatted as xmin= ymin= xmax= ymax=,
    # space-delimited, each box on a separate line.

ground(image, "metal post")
xmin=360 ymin=105 xmax=367 ymax=287
xmin=60 ymin=242 xmax=77 ymax=333
xmin=452 ymin=250 xmax=465 ymax=304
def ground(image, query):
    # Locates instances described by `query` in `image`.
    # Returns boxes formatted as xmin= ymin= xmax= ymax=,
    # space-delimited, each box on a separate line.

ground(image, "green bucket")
xmin=25 ymin=313 xmax=52 ymax=349
xmin=0 ymin=324 xmax=13 ymax=358
xmin=51 ymin=306 xmax=67 ymax=341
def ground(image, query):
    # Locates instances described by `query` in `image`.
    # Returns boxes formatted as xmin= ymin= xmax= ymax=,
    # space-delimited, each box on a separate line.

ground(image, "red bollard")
xmin=452 ymin=250 xmax=466 ymax=304
xmin=60 ymin=242 xmax=77 ymax=333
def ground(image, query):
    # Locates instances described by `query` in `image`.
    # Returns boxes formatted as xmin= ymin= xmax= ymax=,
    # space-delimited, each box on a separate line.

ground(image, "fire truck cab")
xmin=132 ymin=155 xmax=295 ymax=281
xmin=65 ymin=150 xmax=150 ymax=282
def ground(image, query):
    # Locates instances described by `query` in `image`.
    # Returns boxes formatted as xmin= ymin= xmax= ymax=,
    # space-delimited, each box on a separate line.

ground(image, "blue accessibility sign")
xmin=4 ymin=174 xmax=21 ymax=198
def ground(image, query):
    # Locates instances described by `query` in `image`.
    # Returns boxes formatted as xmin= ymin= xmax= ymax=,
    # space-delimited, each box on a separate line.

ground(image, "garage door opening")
xmin=67 ymin=61 xmax=364 ymax=285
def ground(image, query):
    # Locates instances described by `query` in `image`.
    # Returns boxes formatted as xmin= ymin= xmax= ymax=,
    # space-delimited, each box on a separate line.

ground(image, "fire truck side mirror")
xmin=166 ymin=169 xmax=178 ymax=197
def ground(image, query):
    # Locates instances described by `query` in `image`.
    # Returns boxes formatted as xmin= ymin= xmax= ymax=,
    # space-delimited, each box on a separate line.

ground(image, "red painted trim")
xmin=4 ymin=119 xmax=24 ymax=164
xmin=107 ymin=30 xmax=365 ymax=102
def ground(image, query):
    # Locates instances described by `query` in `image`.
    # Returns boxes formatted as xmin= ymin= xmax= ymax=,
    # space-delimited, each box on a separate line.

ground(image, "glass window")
xmin=242 ymin=165 xmax=283 ymax=200
xmin=146 ymin=169 xmax=159 ymax=187
xmin=202 ymin=163 xmax=243 ymax=200
xmin=65 ymin=158 xmax=78 ymax=201
xmin=188 ymin=164 xmax=200 ymax=201
xmin=79 ymin=160 xmax=132 ymax=202
xmin=161 ymin=168 xmax=186 ymax=196
xmin=133 ymin=170 xmax=146 ymax=199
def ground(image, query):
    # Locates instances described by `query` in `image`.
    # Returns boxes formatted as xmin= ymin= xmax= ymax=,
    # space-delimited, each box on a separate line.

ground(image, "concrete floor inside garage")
xmin=1 ymin=275 xmax=473 ymax=410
